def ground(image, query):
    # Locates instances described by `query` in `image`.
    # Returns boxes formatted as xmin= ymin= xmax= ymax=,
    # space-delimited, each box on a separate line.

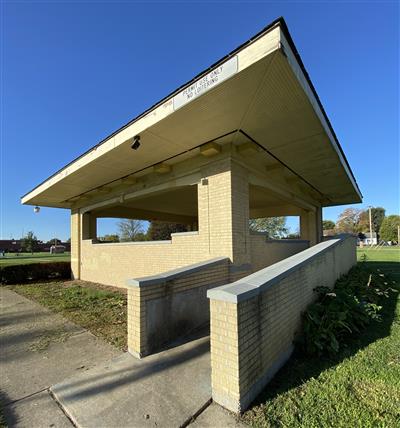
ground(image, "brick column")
xmin=70 ymin=209 xmax=80 ymax=280
xmin=71 ymin=210 xmax=97 ymax=280
xmin=81 ymin=212 xmax=97 ymax=240
xmin=316 ymin=206 xmax=323 ymax=243
xmin=209 ymin=299 xmax=241 ymax=410
xmin=197 ymin=157 xmax=251 ymax=280
xmin=230 ymin=160 xmax=251 ymax=280
xmin=127 ymin=286 xmax=148 ymax=358
xmin=300 ymin=208 xmax=322 ymax=246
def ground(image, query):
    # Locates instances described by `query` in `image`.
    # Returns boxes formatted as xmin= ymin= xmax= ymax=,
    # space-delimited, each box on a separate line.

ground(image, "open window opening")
xmin=249 ymin=184 xmax=301 ymax=239
xmin=93 ymin=185 xmax=199 ymax=243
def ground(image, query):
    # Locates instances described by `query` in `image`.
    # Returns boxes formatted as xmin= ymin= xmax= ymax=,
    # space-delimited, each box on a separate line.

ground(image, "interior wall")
xmin=250 ymin=234 xmax=309 ymax=272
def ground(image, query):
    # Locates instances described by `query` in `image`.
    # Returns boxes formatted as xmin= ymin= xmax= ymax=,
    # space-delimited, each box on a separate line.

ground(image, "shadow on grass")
xmin=246 ymin=261 xmax=399 ymax=410
xmin=363 ymin=260 xmax=400 ymax=279
xmin=0 ymin=390 xmax=17 ymax=428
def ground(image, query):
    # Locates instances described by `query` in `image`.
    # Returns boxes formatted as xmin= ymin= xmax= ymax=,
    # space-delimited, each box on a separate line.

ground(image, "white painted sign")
xmin=173 ymin=55 xmax=238 ymax=111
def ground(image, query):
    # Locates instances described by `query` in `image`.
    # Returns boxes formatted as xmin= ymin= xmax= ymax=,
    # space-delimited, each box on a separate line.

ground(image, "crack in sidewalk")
xmin=3 ymin=387 xmax=49 ymax=406
xmin=49 ymin=388 xmax=77 ymax=427
xmin=179 ymin=398 xmax=213 ymax=428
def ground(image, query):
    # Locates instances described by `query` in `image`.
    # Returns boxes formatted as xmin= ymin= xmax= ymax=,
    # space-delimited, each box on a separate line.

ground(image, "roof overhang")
xmin=21 ymin=17 xmax=362 ymax=209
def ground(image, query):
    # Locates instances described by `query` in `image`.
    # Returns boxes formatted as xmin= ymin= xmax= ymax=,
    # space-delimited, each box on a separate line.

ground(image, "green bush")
xmin=0 ymin=262 xmax=71 ymax=285
xmin=301 ymin=266 xmax=395 ymax=356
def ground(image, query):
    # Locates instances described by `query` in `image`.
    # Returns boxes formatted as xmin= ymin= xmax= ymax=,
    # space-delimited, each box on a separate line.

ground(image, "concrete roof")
xmin=21 ymin=17 xmax=362 ymax=209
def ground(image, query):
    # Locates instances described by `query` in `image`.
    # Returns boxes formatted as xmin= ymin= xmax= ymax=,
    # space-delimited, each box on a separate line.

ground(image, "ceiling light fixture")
xmin=131 ymin=135 xmax=141 ymax=150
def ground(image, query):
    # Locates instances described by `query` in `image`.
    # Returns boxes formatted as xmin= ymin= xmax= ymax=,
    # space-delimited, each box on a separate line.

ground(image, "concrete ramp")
xmin=51 ymin=336 xmax=211 ymax=428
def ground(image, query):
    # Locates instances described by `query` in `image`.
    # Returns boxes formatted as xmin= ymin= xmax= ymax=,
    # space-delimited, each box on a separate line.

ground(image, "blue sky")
xmin=1 ymin=1 xmax=399 ymax=241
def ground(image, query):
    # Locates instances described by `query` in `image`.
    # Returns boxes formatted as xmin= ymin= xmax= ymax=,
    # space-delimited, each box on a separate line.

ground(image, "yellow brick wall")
xmin=250 ymin=235 xmax=309 ymax=272
xmin=128 ymin=258 xmax=230 ymax=357
xmin=70 ymin=209 xmax=80 ymax=279
xmin=209 ymin=235 xmax=357 ymax=412
xmin=80 ymin=233 xmax=210 ymax=288
xmin=209 ymin=300 xmax=240 ymax=409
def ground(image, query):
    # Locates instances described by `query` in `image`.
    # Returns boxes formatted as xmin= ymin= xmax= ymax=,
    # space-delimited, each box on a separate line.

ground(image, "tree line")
xmin=323 ymin=206 xmax=400 ymax=243
xmin=98 ymin=220 xmax=189 ymax=243
xmin=99 ymin=217 xmax=291 ymax=243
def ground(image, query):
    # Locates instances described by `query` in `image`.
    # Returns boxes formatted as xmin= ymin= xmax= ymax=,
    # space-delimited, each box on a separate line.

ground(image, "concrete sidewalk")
xmin=51 ymin=334 xmax=246 ymax=428
xmin=1 ymin=288 xmax=245 ymax=427
xmin=1 ymin=288 xmax=121 ymax=427
xmin=52 ymin=336 xmax=212 ymax=427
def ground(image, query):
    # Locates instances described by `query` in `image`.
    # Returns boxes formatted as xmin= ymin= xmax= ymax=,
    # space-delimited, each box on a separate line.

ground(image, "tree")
xmin=358 ymin=207 xmax=386 ymax=235
xmin=249 ymin=217 xmax=288 ymax=238
xmin=21 ymin=231 xmax=39 ymax=253
xmin=134 ymin=232 xmax=148 ymax=241
xmin=117 ymin=219 xmax=145 ymax=242
xmin=322 ymin=220 xmax=335 ymax=230
xmin=147 ymin=221 xmax=188 ymax=241
xmin=380 ymin=215 xmax=400 ymax=243
xmin=46 ymin=238 xmax=61 ymax=245
xmin=98 ymin=234 xmax=120 ymax=242
xmin=335 ymin=208 xmax=362 ymax=233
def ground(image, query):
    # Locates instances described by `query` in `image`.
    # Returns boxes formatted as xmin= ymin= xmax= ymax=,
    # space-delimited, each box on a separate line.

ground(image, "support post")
xmin=197 ymin=157 xmax=251 ymax=280
xmin=70 ymin=209 xmax=81 ymax=279
xmin=300 ymin=207 xmax=322 ymax=246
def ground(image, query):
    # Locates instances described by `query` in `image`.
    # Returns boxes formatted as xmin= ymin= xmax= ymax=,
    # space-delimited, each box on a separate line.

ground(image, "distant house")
xmin=0 ymin=239 xmax=70 ymax=253
xmin=0 ymin=240 xmax=22 ymax=252
xmin=50 ymin=245 xmax=66 ymax=254
xmin=359 ymin=232 xmax=377 ymax=246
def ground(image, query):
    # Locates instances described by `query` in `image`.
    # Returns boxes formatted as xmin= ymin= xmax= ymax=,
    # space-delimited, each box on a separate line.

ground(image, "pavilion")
xmin=22 ymin=17 xmax=361 ymax=412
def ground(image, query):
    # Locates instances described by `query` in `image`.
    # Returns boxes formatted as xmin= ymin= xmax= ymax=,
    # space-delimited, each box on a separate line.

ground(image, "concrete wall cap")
xmin=249 ymin=233 xmax=309 ymax=244
xmin=92 ymin=239 xmax=171 ymax=246
xmin=170 ymin=231 xmax=199 ymax=237
xmin=263 ymin=239 xmax=310 ymax=245
xmin=127 ymin=256 xmax=229 ymax=287
xmin=207 ymin=234 xmax=355 ymax=302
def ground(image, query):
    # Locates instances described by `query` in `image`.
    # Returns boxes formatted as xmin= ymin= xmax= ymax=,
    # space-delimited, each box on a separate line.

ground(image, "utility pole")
xmin=398 ymin=225 xmax=400 ymax=246
xmin=369 ymin=206 xmax=373 ymax=246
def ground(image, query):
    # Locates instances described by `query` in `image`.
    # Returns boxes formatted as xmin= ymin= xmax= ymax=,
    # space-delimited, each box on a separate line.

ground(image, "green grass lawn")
xmin=5 ymin=248 xmax=400 ymax=426
xmin=357 ymin=246 xmax=400 ymax=262
xmin=243 ymin=248 xmax=400 ymax=427
xmin=8 ymin=280 xmax=127 ymax=350
xmin=0 ymin=252 xmax=71 ymax=266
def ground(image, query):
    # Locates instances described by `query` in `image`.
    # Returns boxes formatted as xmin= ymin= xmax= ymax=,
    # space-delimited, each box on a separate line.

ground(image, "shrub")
xmin=301 ymin=265 xmax=395 ymax=356
xmin=0 ymin=262 xmax=71 ymax=285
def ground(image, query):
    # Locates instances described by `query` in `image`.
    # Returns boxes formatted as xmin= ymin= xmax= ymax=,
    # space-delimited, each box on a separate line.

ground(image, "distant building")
xmin=50 ymin=245 xmax=66 ymax=254
xmin=359 ymin=232 xmax=377 ymax=246
xmin=0 ymin=240 xmax=22 ymax=252
xmin=0 ymin=239 xmax=70 ymax=253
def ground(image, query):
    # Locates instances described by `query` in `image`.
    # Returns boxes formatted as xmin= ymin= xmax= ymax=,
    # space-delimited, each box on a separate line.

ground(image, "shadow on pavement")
xmin=55 ymin=337 xmax=210 ymax=401
xmin=1 ymin=389 xmax=18 ymax=427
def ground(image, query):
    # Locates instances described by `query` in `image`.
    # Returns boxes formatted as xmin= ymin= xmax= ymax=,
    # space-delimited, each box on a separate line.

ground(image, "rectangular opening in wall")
xmin=285 ymin=216 xmax=300 ymax=239
xmin=248 ymin=184 xmax=302 ymax=239
xmin=93 ymin=184 xmax=198 ymax=242
xmin=249 ymin=215 xmax=301 ymax=240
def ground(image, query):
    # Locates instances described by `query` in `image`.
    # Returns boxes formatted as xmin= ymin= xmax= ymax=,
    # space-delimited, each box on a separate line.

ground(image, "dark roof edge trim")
xmin=277 ymin=19 xmax=362 ymax=198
